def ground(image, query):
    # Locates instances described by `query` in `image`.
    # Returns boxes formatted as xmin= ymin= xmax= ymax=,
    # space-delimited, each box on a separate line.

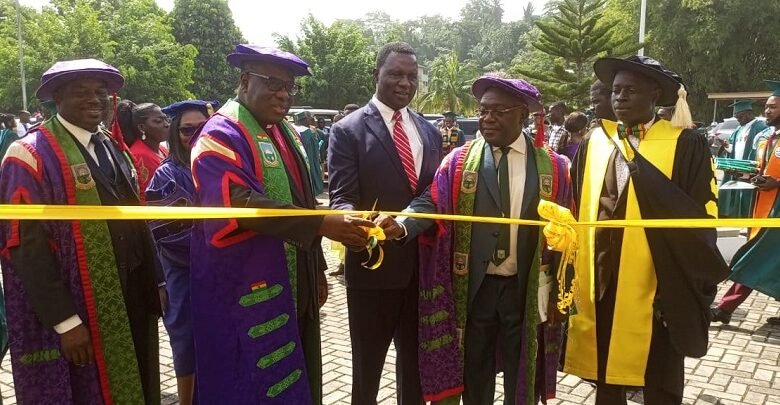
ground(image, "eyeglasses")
xmin=477 ymin=105 xmax=527 ymax=118
xmin=245 ymin=72 xmax=302 ymax=96
xmin=179 ymin=126 xmax=200 ymax=137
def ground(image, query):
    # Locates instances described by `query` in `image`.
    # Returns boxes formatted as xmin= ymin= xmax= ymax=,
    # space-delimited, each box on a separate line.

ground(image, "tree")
xmin=354 ymin=12 xmax=410 ymax=51
xmin=416 ymin=51 xmax=479 ymax=114
xmin=457 ymin=0 xmax=505 ymax=63
xmin=0 ymin=0 xmax=197 ymax=111
xmin=399 ymin=16 xmax=460 ymax=64
xmin=470 ymin=20 xmax=532 ymax=71
xmin=643 ymin=0 xmax=780 ymax=121
xmin=108 ymin=0 xmax=197 ymax=105
xmin=514 ymin=0 xmax=639 ymax=108
xmin=276 ymin=16 xmax=375 ymax=109
xmin=171 ymin=0 xmax=244 ymax=101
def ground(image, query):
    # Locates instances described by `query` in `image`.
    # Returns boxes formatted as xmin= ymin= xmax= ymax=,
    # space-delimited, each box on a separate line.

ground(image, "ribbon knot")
xmin=538 ymin=200 xmax=579 ymax=314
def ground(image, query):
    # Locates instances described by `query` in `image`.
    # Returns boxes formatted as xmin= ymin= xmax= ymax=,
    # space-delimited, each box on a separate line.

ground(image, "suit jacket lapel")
xmin=364 ymin=102 xmax=408 ymax=183
xmin=520 ymin=135 xmax=539 ymax=220
xmin=516 ymin=136 xmax=540 ymax=280
xmin=479 ymin=142 xmax=501 ymax=209
xmin=104 ymin=140 xmax=139 ymax=201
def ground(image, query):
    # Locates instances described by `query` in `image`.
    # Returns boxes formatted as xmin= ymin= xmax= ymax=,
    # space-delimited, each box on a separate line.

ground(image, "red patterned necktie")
xmin=392 ymin=110 xmax=418 ymax=192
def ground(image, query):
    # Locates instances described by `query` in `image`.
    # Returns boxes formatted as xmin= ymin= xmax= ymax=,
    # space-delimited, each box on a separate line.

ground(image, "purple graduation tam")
xmin=36 ymin=59 xmax=124 ymax=101
xmin=162 ymin=99 xmax=221 ymax=118
xmin=472 ymin=76 xmax=544 ymax=113
xmin=226 ymin=44 xmax=311 ymax=77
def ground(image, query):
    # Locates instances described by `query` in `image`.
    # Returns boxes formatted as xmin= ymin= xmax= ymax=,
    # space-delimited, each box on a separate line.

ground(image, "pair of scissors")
xmin=361 ymin=198 xmax=384 ymax=270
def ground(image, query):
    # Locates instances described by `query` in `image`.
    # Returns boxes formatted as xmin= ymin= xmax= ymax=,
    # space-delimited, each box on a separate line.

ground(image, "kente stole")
xmin=41 ymin=118 xmax=144 ymax=404
xmin=419 ymin=137 xmax=562 ymax=404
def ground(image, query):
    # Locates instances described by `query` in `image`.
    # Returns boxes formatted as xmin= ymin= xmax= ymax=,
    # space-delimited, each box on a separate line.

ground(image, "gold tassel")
xmin=206 ymin=103 xmax=215 ymax=116
xmin=670 ymin=84 xmax=694 ymax=129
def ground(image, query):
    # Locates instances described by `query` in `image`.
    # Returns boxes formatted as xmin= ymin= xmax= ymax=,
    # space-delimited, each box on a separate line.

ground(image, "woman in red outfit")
xmin=117 ymin=100 xmax=170 ymax=193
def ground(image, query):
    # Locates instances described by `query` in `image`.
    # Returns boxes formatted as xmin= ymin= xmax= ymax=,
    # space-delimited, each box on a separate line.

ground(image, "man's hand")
xmin=318 ymin=274 xmax=328 ymax=308
xmin=753 ymin=175 xmax=779 ymax=191
xmin=60 ymin=324 xmax=93 ymax=366
xmin=319 ymin=215 xmax=374 ymax=247
xmin=374 ymin=214 xmax=404 ymax=240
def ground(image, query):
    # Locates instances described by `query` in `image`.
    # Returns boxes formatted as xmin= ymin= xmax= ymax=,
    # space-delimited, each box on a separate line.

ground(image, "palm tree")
xmin=416 ymin=51 xmax=479 ymax=115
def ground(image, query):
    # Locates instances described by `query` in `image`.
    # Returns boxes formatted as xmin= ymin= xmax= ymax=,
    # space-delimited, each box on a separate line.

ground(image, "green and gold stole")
xmin=40 ymin=117 xmax=144 ymax=404
xmin=218 ymin=99 xmax=311 ymax=306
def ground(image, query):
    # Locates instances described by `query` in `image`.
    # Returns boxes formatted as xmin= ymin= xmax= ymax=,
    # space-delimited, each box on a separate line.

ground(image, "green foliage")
xmin=276 ymin=16 xmax=374 ymax=109
xmin=0 ymin=0 xmax=195 ymax=111
xmin=171 ymin=0 xmax=243 ymax=102
xmin=416 ymin=51 xmax=479 ymax=115
xmin=643 ymin=0 xmax=780 ymax=121
xmin=109 ymin=0 xmax=197 ymax=105
xmin=514 ymin=0 xmax=640 ymax=108
xmin=400 ymin=16 xmax=462 ymax=65
xmin=470 ymin=20 xmax=533 ymax=71
xmin=457 ymin=0 xmax=505 ymax=62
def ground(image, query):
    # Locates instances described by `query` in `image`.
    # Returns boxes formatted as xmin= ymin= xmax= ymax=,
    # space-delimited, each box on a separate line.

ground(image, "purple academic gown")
xmin=146 ymin=158 xmax=196 ymax=376
xmin=189 ymin=114 xmax=312 ymax=404
xmin=0 ymin=126 xmax=154 ymax=404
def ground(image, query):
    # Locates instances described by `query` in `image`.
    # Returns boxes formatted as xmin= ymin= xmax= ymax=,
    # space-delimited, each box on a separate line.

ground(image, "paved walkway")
xmin=0 ymin=241 xmax=778 ymax=404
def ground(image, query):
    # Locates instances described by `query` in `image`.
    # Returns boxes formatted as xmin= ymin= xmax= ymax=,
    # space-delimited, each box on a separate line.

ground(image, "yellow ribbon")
xmin=360 ymin=219 xmax=386 ymax=270
xmin=538 ymin=201 xmax=579 ymax=314
xmin=3 ymin=204 xmax=780 ymax=228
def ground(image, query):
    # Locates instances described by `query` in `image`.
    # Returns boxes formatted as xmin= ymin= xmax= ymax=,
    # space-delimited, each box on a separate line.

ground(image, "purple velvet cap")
xmin=36 ymin=59 xmax=124 ymax=101
xmin=226 ymin=44 xmax=311 ymax=77
xmin=472 ymin=76 xmax=544 ymax=113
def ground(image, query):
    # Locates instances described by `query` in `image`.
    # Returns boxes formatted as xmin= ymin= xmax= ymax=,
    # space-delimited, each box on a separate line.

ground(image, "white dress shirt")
xmin=58 ymin=114 xmax=116 ymax=170
xmin=486 ymin=134 xmax=527 ymax=276
xmin=51 ymin=114 xmax=117 ymax=334
xmin=372 ymin=96 xmax=423 ymax=176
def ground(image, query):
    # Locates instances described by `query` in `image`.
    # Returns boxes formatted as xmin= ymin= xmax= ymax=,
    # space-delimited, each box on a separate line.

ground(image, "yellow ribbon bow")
xmin=361 ymin=225 xmax=386 ymax=270
xmin=360 ymin=201 xmax=386 ymax=270
xmin=538 ymin=200 xmax=579 ymax=314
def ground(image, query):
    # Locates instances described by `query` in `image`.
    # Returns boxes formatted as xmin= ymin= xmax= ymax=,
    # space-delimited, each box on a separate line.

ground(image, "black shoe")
xmin=710 ymin=307 xmax=732 ymax=325
xmin=767 ymin=316 xmax=780 ymax=326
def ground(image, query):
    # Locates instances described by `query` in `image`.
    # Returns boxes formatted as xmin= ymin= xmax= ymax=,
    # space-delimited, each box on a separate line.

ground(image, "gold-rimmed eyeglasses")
xmin=245 ymin=72 xmax=302 ymax=96
xmin=477 ymin=105 xmax=526 ymax=118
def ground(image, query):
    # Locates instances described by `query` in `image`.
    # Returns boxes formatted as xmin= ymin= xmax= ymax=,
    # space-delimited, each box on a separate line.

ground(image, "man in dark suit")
xmin=328 ymin=42 xmax=440 ymax=405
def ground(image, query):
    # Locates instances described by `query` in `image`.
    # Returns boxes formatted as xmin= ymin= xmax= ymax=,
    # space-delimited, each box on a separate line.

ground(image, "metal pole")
xmin=713 ymin=100 xmax=718 ymax=123
xmin=15 ymin=0 xmax=27 ymax=111
xmin=638 ymin=0 xmax=647 ymax=56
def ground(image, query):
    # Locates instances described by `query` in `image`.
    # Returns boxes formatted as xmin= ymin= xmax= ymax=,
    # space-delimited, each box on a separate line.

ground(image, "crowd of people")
xmin=0 ymin=38 xmax=777 ymax=405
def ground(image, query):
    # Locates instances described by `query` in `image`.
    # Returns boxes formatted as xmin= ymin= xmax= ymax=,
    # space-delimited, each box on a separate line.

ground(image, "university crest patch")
xmin=461 ymin=170 xmax=478 ymax=194
xmin=71 ymin=163 xmax=95 ymax=190
xmin=259 ymin=142 xmax=280 ymax=168
xmin=453 ymin=252 xmax=469 ymax=275
xmin=540 ymin=174 xmax=553 ymax=198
